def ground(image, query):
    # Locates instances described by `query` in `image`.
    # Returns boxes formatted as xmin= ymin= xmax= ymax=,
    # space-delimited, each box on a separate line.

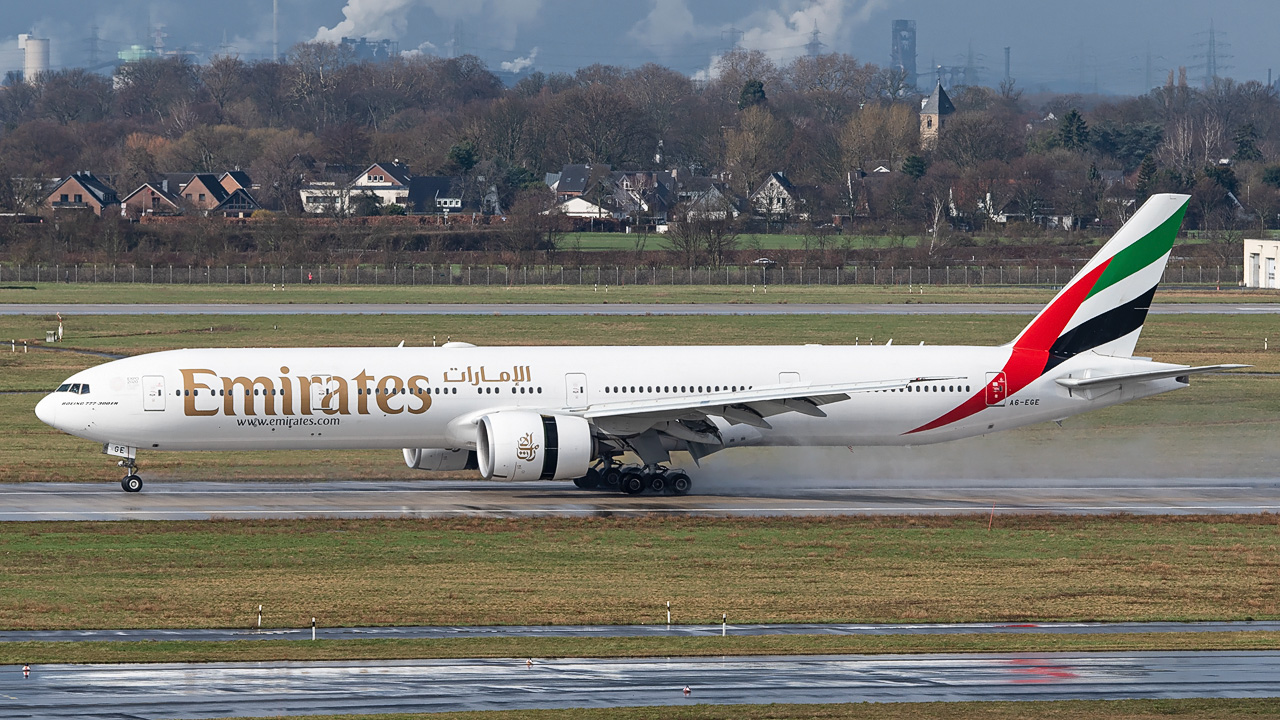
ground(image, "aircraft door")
xmin=565 ymin=373 xmax=587 ymax=409
xmin=310 ymin=375 xmax=337 ymax=413
xmin=142 ymin=375 xmax=166 ymax=411
xmin=984 ymin=372 xmax=1008 ymax=406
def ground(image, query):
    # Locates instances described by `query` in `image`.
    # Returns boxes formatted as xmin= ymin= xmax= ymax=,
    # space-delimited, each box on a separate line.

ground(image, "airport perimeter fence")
xmin=0 ymin=262 xmax=1247 ymax=288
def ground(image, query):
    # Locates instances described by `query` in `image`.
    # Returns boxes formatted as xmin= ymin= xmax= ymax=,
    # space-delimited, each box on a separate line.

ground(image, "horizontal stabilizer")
xmin=1055 ymin=364 xmax=1249 ymax=390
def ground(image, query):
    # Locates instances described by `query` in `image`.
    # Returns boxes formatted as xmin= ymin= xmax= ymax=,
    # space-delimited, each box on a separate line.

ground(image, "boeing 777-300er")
xmin=36 ymin=193 xmax=1244 ymax=494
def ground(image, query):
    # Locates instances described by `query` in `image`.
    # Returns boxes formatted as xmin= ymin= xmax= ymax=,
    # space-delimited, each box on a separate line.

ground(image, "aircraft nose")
xmin=35 ymin=394 xmax=58 ymax=427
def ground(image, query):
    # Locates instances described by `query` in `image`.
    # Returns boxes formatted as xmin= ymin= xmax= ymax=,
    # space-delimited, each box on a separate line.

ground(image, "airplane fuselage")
xmin=37 ymin=343 xmax=1185 ymax=453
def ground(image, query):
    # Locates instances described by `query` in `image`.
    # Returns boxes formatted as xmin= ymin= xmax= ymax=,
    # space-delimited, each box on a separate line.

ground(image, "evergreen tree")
xmin=901 ymin=154 xmax=927 ymax=179
xmin=446 ymin=141 xmax=478 ymax=174
xmin=1262 ymin=166 xmax=1280 ymax=189
xmin=1232 ymin=123 xmax=1263 ymax=162
xmin=1135 ymin=155 xmax=1158 ymax=199
xmin=1057 ymin=109 xmax=1090 ymax=151
xmin=738 ymin=79 xmax=767 ymax=110
xmin=1204 ymin=164 xmax=1239 ymax=195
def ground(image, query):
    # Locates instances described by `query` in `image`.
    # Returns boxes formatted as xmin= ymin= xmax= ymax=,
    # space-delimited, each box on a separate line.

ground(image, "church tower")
xmin=919 ymin=82 xmax=955 ymax=150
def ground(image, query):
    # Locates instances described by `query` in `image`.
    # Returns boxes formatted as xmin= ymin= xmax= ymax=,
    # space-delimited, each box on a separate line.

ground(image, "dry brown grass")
xmin=1 ymin=515 xmax=1278 ymax=630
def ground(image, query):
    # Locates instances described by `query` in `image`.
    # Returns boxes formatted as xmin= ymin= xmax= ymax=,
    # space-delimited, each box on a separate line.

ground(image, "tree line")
xmin=1 ymin=44 xmax=1279 ymax=260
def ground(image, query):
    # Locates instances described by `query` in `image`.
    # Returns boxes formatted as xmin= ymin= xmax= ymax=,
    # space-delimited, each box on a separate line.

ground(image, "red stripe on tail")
xmin=906 ymin=260 xmax=1111 ymax=435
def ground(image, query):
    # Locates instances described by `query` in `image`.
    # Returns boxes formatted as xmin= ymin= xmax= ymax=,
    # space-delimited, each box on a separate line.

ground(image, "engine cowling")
xmin=476 ymin=411 xmax=592 ymax=481
xmin=403 ymin=447 xmax=478 ymax=471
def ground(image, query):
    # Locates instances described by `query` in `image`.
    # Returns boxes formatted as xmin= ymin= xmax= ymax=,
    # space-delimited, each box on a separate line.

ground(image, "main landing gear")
xmin=574 ymin=457 xmax=690 ymax=495
xmin=118 ymin=457 xmax=143 ymax=493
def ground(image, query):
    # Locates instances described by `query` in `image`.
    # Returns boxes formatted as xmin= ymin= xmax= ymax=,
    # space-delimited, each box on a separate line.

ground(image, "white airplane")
xmin=36 ymin=193 xmax=1243 ymax=494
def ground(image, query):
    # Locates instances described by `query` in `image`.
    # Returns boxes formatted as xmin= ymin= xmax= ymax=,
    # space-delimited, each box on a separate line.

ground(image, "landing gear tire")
xmin=669 ymin=472 xmax=691 ymax=495
xmin=573 ymin=468 xmax=602 ymax=490
xmin=121 ymin=475 xmax=143 ymax=493
xmin=601 ymin=466 xmax=623 ymax=489
xmin=620 ymin=471 xmax=645 ymax=495
xmin=648 ymin=473 xmax=667 ymax=493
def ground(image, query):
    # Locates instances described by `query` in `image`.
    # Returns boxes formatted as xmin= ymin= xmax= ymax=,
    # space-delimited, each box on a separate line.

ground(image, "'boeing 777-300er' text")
xmin=36 ymin=193 xmax=1244 ymax=494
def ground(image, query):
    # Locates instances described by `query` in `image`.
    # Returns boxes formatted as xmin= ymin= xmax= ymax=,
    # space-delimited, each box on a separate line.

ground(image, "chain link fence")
xmin=0 ymin=262 xmax=1245 ymax=288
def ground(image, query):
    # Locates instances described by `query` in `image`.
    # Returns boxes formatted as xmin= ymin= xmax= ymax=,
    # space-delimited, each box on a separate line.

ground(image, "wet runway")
xmin=4 ymin=651 xmax=1279 ymax=718
xmin=1 ymin=620 xmax=1277 ymax=645
xmin=2 ymin=478 xmax=1277 ymax=521
xmin=3 ymin=302 xmax=1279 ymax=316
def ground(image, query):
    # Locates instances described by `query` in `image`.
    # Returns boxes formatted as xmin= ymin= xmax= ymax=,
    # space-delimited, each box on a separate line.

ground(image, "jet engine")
xmin=476 ymin=412 xmax=592 ymax=481
xmin=402 ymin=447 xmax=478 ymax=471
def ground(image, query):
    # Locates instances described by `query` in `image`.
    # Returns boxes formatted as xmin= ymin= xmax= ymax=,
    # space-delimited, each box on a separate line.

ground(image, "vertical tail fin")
xmin=1010 ymin=193 xmax=1189 ymax=370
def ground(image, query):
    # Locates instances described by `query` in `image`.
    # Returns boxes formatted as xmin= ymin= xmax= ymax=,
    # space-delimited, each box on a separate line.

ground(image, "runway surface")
xmin=5 ymin=652 xmax=1279 ymax=718
xmin=3 ymin=478 xmax=1277 ymax=521
xmin=1 ymin=620 xmax=1276 ymax=645
xmin=3 ymin=302 xmax=1279 ymax=316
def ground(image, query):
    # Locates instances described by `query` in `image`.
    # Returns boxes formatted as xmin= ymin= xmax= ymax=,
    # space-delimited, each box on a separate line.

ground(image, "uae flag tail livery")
xmin=909 ymin=192 xmax=1243 ymax=436
xmin=34 ymin=192 xmax=1248 ymax=495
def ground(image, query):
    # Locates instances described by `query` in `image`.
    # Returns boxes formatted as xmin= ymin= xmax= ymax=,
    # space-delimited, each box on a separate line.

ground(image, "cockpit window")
xmin=69 ymin=384 xmax=82 ymax=394
xmin=56 ymin=384 xmax=71 ymax=392
xmin=78 ymin=384 xmax=89 ymax=394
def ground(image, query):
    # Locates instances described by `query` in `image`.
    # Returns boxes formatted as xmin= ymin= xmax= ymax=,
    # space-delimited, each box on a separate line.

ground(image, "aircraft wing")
xmin=1055 ymin=364 xmax=1249 ymax=391
xmin=583 ymin=376 xmax=962 ymax=430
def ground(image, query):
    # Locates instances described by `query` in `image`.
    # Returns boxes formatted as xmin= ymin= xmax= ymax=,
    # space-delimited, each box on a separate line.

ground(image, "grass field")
xmin=2 ymin=282 xmax=1277 ymax=305
xmin=1 ymin=515 xmax=1277 ymax=630
xmin=4 ymin=631 xmax=1279 ymax=665
xmin=206 ymin=698 xmax=1280 ymax=720
xmin=0 ymin=311 xmax=1272 ymax=482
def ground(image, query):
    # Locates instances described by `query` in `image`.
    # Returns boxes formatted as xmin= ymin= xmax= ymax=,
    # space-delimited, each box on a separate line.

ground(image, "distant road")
xmin=6 ymin=651 xmax=1280 ymax=717
xmin=1 ymin=620 xmax=1275 ymax=645
xmin=3 ymin=302 xmax=1280 ymax=316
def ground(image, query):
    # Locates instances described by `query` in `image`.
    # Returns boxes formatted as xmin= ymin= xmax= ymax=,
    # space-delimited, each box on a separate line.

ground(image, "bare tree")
xmin=724 ymin=106 xmax=789 ymax=195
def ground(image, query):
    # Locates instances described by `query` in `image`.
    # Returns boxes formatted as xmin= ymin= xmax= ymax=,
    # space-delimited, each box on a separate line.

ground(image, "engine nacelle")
xmin=403 ymin=447 xmax=477 ymax=471
xmin=476 ymin=411 xmax=592 ymax=481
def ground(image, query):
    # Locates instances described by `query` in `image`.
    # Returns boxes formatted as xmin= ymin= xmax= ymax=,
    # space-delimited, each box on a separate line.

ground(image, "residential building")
xmin=750 ymin=172 xmax=805 ymax=220
xmin=219 ymin=170 xmax=253 ymax=195
xmin=44 ymin=171 xmax=119 ymax=216
xmin=676 ymin=177 xmax=742 ymax=221
xmin=407 ymin=176 xmax=466 ymax=214
xmin=119 ymin=181 xmax=183 ymax=219
xmin=300 ymin=161 xmax=413 ymax=215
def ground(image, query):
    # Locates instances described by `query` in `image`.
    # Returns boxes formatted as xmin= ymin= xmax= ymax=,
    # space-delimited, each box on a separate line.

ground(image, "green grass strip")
xmin=4 ymin=631 xmax=1280 ymax=665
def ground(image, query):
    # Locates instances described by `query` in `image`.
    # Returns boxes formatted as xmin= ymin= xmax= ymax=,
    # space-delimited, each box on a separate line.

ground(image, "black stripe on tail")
xmin=1043 ymin=285 xmax=1157 ymax=373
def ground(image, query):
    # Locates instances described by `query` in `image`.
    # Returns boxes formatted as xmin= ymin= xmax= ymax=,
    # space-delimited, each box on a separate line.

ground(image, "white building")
xmin=1244 ymin=239 xmax=1280 ymax=288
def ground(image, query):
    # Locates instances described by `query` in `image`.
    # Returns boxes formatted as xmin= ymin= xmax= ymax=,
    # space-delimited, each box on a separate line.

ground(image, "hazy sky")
xmin=0 ymin=0 xmax=1276 ymax=95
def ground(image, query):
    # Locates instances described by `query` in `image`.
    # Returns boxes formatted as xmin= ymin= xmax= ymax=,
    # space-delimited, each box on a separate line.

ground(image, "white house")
xmin=546 ymin=197 xmax=619 ymax=219
xmin=300 ymin=161 xmax=413 ymax=215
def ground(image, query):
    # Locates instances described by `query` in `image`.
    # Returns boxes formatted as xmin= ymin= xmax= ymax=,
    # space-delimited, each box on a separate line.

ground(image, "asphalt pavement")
xmin=2 ymin=478 xmax=1276 ymax=521
xmin=4 ymin=652 xmax=1279 ymax=718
